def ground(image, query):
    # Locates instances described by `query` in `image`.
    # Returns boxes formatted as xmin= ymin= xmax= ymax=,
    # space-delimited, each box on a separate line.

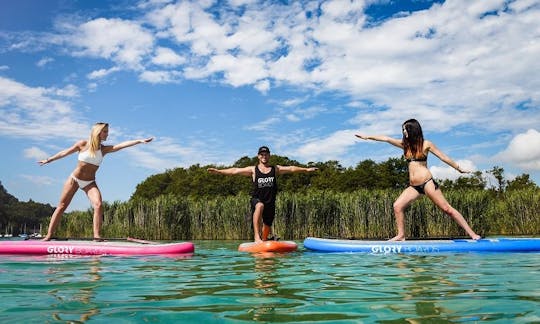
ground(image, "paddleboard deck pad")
xmin=238 ymin=240 xmax=298 ymax=253
xmin=303 ymin=237 xmax=540 ymax=254
xmin=0 ymin=238 xmax=194 ymax=256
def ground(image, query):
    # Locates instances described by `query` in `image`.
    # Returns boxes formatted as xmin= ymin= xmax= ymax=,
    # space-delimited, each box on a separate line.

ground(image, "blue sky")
xmin=1 ymin=0 xmax=539 ymax=211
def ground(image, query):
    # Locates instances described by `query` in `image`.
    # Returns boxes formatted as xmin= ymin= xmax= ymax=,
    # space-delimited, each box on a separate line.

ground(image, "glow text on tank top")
xmin=257 ymin=177 xmax=275 ymax=188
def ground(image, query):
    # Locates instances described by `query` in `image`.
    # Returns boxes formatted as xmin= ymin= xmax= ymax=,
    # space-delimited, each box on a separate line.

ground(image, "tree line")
xmin=131 ymin=155 xmax=538 ymax=201
xmin=1 ymin=155 xmax=537 ymax=237
xmin=0 ymin=182 xmax=55 ymax=236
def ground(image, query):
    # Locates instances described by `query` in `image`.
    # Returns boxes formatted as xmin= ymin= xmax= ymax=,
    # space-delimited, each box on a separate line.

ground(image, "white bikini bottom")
xmin=71 ymin=174 xmax=95 ymax=189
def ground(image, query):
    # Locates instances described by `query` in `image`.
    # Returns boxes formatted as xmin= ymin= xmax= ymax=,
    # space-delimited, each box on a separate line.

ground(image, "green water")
xmin=1 ymin=240 xmax=539 ymax=323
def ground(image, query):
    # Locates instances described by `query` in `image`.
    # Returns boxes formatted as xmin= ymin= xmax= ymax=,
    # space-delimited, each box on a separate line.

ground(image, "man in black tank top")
xmin=251 ymin=162 xmax=277 ymax=231
xmin=208 ymin=146 xmax=318 ymax=243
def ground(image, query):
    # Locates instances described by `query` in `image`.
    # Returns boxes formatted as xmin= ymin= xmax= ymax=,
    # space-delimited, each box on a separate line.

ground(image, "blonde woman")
xmin=356 ymin=119 xmax=481 ymax=241
xmin=39 ymin=122 xmax=153 ymax=241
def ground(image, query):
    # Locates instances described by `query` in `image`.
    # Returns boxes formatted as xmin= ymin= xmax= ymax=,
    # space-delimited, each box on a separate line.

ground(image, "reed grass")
xmin=49 ymin=189 xmax=539 ymax=240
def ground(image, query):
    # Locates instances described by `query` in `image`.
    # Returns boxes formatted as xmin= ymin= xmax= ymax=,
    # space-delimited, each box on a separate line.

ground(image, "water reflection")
xmin=47 ymin=257 xmax=102 ymax=322
xmin=1 ymin=242 xmax=539 ymax=323
xmin=379 ymin=255 xmax=480 ymax=323
xmin=248 ymin=253 xmax=279 ymax=321
xmin=253 ymin=253 xmax=279 ymax=296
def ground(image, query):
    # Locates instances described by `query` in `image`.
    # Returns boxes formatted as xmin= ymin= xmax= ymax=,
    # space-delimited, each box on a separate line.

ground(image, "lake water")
xmin=1 ymin=240 xmax=539 ymax=323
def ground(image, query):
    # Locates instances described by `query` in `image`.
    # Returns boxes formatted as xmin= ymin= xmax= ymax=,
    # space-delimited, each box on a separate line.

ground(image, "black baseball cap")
xmin=258 ymin=146 xmax=270 ymax=154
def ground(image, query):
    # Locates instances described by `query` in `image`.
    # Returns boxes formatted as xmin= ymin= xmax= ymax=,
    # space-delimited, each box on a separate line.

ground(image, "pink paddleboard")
xmin=0 ymin=238 xmax=194 ymax=256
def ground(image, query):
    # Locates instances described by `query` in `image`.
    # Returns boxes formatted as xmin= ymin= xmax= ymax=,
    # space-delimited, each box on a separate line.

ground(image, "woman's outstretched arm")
xmin=38 ymin=140 xmax=85 ymax=165
xmin=103 ymin=137 xmax=154 ymax=154
xmin=355 ymin=134 xmax=403 ymax=148
xmin=426 ymin=140 xmax=470 ymax=173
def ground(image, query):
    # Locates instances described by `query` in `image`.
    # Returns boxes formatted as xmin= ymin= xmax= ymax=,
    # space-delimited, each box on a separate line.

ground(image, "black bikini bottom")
xmin=411 ymin=178 xmax=439 ymax=195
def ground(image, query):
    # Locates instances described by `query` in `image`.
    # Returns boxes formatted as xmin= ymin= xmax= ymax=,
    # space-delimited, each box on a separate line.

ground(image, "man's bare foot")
xmin=388 ymin=235 xmax=405 ymax=241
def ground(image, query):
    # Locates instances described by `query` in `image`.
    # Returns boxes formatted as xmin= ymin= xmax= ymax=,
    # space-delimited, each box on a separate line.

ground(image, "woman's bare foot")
xmin=388 ymin=235 xmax=405 ymax=241
xmin=41 ymin=236 xmax=51 ymax=241
xmin=471 ymin=234 xmax=481 ymax=240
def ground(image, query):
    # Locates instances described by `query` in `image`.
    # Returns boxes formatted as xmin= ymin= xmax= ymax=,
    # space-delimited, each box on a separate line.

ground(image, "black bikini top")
xmin=405 ymin=155 xmax=427 ymax=163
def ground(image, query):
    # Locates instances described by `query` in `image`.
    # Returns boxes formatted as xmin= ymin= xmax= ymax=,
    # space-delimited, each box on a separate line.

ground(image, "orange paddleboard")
xmin=238 ymin=240 xmax=298 ymax=253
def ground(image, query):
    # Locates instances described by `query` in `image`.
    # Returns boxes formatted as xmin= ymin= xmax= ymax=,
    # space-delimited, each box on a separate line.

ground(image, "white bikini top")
xmin=78 ymin=148 xmax=103 ymax=166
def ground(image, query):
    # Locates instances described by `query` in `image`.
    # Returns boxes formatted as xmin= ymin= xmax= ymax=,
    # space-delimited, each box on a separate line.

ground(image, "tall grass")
xmin=49 ymin=189 xmax=539 ymax=240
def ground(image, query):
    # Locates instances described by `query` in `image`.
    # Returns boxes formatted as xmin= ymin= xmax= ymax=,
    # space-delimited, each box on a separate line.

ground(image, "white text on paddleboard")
xmin=370 ymin=245 xmax=402 ymax=254
xmin=47 ymin=246 xmax=74 ymax=254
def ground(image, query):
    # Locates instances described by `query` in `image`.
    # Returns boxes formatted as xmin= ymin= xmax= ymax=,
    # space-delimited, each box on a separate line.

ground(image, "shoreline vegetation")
xmin=2 ymin=156 xmax=539 ymax=239
xmin=55 ymin=189 xmax=539 ymax=240
xmin=48 ymin=156 xmax=540 ymax=240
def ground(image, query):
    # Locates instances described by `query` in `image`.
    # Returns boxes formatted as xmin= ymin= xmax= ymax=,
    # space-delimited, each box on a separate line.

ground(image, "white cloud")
xmin=138 ymin=0 xmax=174 ymax=10
xmin=510 ymin=0 xmax=539 ymax=12
xmin=205 ymin=54 xmax=268 ymax=87
xmin=254 ymin=79 xmax=270 ymax=93
xmin=125 ymin=146 xmax=176 ymax=171
xmin=127 ymin=136 xmax=219 ymax=171
xmin=48 ymin=84 xmax=79 ymax=97
xmin=295 ymin=129 xmax=358 ymax=161
xmin=297 ymin=106 xmax=327 ymax=119
xmin=245 ymin=117 xmax=280 ymax=132
xmin=36 ymin=57 xmax=54 ymax=67
xmin=24 ymin=146 xmax=48 ymax=160
xmin=430 ymin=160 xmax=478 ymax=181
xmin=51 ymin=0 xmax=539 ymax=122
xmin=0 ymin=76 xmax=86 ymax=140
xmin=0 ymin=75 xmax=178 ymax=174
xmin=0 ymin=65 xmax=8 ymax=71
xmin=69 ymin=18 xmax=154 ymax=69
xmin=284 ymin=106 xmax=327 ymax=122
xmin=277 ymin=97 xmax=307 ymax=107
xmin=496 ymin=129 xmax=540 ymax=170
xmin=20 ymin=174 xmax=55 ymax=186
xmin=87 ymin=82 xmax=98 ymax=92
xmin=87 ymin=67 xmax=121 ymax=80
xmin=225 ymin=14 xmax=280 ymax=56
xmin=286 ymin=114 xmax=301 ymax=122
xmin=152 ymin=47 xmax=185 ymax=66
xmin=139 ymin=70 xmax=181 ymax=84
xmin=3 ymin=0 xmax=540 ymax=178
xmin=228 ymin=0 xmax=257 ymax=6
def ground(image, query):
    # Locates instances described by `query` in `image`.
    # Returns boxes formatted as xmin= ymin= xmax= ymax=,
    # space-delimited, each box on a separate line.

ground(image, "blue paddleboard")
xmin=303 ymin=237 xmax=540 ymax=254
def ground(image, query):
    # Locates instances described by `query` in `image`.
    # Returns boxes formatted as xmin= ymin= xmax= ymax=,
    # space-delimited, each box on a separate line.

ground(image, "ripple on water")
xmin=0 ymin=241 xmax=539 ymax=323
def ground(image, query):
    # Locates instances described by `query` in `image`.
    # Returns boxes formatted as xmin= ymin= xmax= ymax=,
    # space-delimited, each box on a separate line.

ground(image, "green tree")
xmin=489 ymin=166 xmax=506 ymax=192
xmin=309 ymin=161 xmax=344 ymax=191
xmin=0 ymin=182 xmax=54 ymax=235
xmin=375 ymin=158 xmax=409 ymax=189
xmin=506 ymin=174 xmax=538 ymax=191
xmin=132 ymin=172 xmax=173 ymax=200
xmin=347 ymin=159 xmax=379 ymax=190
xmin=441 ymin=171 xmax=486 ymax=190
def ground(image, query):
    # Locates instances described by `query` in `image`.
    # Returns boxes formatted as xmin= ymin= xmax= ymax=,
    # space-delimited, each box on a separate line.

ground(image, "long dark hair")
xmin=402 ymin=119 xmax=424 ymax=158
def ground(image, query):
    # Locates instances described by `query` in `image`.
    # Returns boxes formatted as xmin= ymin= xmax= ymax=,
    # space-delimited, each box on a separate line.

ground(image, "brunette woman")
xmin=356 ymin=119 xmax=481 ymax=241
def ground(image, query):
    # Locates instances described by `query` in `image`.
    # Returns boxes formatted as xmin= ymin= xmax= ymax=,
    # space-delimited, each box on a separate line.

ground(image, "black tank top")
xmin=251 ymin=165 xmax=277 ymax=204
